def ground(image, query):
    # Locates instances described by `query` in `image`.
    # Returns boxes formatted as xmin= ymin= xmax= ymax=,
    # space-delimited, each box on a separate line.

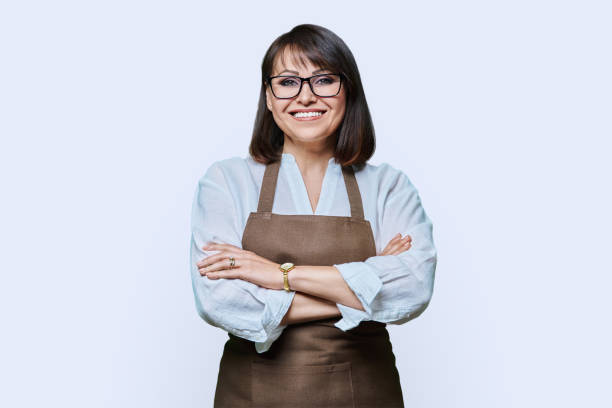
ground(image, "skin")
xmin=197 ymin=48 xmax=413 ymax=325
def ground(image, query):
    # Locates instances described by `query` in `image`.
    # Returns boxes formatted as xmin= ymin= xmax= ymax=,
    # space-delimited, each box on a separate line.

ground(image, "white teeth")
xmin=292 ymin=111 xmax=324 ymax=118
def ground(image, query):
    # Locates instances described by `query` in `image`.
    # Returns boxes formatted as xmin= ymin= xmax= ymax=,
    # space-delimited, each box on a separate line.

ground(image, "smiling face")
xmin=265 ymin=49 xmax=346 ymax=148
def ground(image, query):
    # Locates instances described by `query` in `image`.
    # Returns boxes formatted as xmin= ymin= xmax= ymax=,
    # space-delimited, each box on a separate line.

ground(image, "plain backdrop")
xmin=1 ymin=1 xmax=610 ymax=407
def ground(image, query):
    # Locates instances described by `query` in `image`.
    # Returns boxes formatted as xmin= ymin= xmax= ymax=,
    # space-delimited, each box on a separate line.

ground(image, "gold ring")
xmin=229 ymin=257 xmax=235 ymax=268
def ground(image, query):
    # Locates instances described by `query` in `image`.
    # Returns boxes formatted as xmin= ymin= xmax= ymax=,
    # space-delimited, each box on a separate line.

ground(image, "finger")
xmin=384 ymin=237 xmax=412 ymax=255
xmin=199 ymin=257 xmax=241 ymax=275
xmin=382 ymin=233 xmax=402 ymax=254
xmin=206 ymin=268 xmax=241 ymax=280
xmin=393 ymin=242 xmax=412 ymax=255
xmin=197 ymin=251 xmax=242 ymax=268
xmin=387 ymin=236 xmax=410 ymax=252
xmin=228 ymin=249 xmax=272 ymax=265
xmin=203 ymin=242 xmax=242 ymax=252
xmin=397 ymin=236 xmax=412 ymax=252
xmin=200 ymin=246 xmax=248 ymax=261
xmin=386 ymin=246 xmax=403 ymax=256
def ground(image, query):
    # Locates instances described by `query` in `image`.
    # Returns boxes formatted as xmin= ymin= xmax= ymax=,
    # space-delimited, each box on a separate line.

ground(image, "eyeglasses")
xmin=266 ymin=73 xmax=343 ymax=99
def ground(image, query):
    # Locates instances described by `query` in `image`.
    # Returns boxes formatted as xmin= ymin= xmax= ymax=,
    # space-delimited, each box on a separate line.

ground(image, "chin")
xmin=293 ymin=133 xmax=331 ymax=142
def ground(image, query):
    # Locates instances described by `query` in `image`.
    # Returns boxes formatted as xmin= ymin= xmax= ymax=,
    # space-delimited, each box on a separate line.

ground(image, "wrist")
xmin=286 ymin=265 xmax=304 ymax=292
xmin=278 ymin=262 xmax=296 ymax=291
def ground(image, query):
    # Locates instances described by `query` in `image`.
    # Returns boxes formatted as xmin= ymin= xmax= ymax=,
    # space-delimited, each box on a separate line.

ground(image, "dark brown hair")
xmin=248 ymin=24 xmax=376 ymax=168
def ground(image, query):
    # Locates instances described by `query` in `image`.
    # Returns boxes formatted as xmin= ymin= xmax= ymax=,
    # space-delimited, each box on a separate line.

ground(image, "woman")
xmin=190 ymin=24 xmax=437 ymax=407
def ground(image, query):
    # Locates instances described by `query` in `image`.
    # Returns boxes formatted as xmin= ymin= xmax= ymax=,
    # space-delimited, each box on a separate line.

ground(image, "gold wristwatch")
xmin=279 ymin=262 xmax=295 ymax=292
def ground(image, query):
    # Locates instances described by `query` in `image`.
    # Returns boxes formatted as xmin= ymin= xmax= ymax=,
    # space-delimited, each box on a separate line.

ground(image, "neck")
xmin=282 ymin=135 xmax=335 ymax=173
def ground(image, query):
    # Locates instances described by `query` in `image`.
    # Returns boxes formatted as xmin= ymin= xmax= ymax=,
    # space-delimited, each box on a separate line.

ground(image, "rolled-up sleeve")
xmin=190 ymin=162 xmax=295 ymax=353
xmin=333 ymin=167 xmax=437 ymax=331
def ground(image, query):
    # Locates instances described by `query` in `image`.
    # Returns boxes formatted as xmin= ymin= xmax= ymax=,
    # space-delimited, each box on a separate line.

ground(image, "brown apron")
xmin=213 ymin=159 xmax=405 ymax=407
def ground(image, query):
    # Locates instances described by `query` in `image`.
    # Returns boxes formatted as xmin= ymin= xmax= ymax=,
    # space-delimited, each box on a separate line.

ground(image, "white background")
xmin=1 ymin=1 xmax=610 ymax=407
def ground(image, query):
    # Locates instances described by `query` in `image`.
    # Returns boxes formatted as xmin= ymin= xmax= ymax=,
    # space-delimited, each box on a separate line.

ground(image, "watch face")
xmin=280 ymin=262 xmax=294 ymax=270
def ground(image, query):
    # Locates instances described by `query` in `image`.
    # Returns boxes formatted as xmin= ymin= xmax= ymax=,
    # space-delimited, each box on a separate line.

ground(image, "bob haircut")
xmin=249 ymin=24 xmax=376 ymax=168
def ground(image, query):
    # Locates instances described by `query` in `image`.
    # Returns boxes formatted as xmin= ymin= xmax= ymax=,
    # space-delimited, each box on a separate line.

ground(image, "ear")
xmin=265 ymin=87 xmax=273 ymax=112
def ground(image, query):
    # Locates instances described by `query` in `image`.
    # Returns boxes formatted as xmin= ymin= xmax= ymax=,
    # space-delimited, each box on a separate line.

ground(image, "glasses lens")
xmin=270 ymin=74 xmax=341 ymax=98
xmin=270 ymin=76 xmax=302 ymax=98
xmin=311 ymin=74 xmax=341 ymax=97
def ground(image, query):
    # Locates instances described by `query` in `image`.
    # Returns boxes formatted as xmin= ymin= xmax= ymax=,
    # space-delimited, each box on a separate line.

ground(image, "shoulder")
xmin=354 ymin=161 xmax=416 ymax=197
xmin=198 ymin=155 xmax=260 ymax=184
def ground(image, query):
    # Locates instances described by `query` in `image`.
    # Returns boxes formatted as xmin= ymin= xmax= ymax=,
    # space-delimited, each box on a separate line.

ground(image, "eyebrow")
xmin=276 ymin=68 xmax=330 ymax=76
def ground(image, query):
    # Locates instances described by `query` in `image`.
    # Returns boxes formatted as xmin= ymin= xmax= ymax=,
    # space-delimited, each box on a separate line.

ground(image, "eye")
xmin=279 ymin=77 xmax=300 ymax=87
xmin=313 ymin=75 xmax=335 ymax=85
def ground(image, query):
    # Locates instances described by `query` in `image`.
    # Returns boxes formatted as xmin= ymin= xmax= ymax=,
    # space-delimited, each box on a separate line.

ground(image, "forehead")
xmin=272 ymin=46 xmax=327 ymax=75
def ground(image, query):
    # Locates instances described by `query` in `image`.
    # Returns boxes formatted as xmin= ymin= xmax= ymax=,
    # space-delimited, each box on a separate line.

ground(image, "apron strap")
xmin=257 ymin=160 xmax=281 ymax=213
xmin=341 ymin=165 xmax=365 ymax=220
xmin=257 ymin=159 xmax=365 ymax=220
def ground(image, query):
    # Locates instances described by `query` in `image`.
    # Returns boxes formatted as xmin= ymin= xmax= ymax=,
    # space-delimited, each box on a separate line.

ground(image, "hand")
xmin=196 ymin=242 xmax=284 ymax=290
xmin=379 ymin=233 xmax=412 ymax=256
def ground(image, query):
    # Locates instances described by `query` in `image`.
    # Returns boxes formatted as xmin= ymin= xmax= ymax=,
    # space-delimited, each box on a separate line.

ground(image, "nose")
xmin=296 ymin=79 xmax=317 ymax=104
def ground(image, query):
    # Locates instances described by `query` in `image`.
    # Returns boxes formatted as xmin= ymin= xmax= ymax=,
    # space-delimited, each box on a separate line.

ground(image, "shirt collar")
xmin=281 ymin=152 xmax=338 ymax=166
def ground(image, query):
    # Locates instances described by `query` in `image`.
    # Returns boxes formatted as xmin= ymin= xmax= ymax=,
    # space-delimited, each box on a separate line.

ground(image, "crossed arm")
xmin=197 ymin=233 xmax=412 ymax=326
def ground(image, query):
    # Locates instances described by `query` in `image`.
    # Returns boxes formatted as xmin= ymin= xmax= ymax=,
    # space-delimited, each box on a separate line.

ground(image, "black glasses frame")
xmin=266 ymin=73 xmax=344 ymax=99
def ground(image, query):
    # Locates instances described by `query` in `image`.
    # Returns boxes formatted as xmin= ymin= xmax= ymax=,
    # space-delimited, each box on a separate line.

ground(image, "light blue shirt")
xmin=190 ymin=153 xmax=437 ymax=353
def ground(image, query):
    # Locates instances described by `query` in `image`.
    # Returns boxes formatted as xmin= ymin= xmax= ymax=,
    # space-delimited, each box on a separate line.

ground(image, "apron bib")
xmin=213 ymin=159 xmax=405 ymax=407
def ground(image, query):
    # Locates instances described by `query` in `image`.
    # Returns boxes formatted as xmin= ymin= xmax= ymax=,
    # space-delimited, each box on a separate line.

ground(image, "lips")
xmin=290 ymin=109 xmax=326 ymax=115
xmin=290 ymin=110 xmax=327 ymax=121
